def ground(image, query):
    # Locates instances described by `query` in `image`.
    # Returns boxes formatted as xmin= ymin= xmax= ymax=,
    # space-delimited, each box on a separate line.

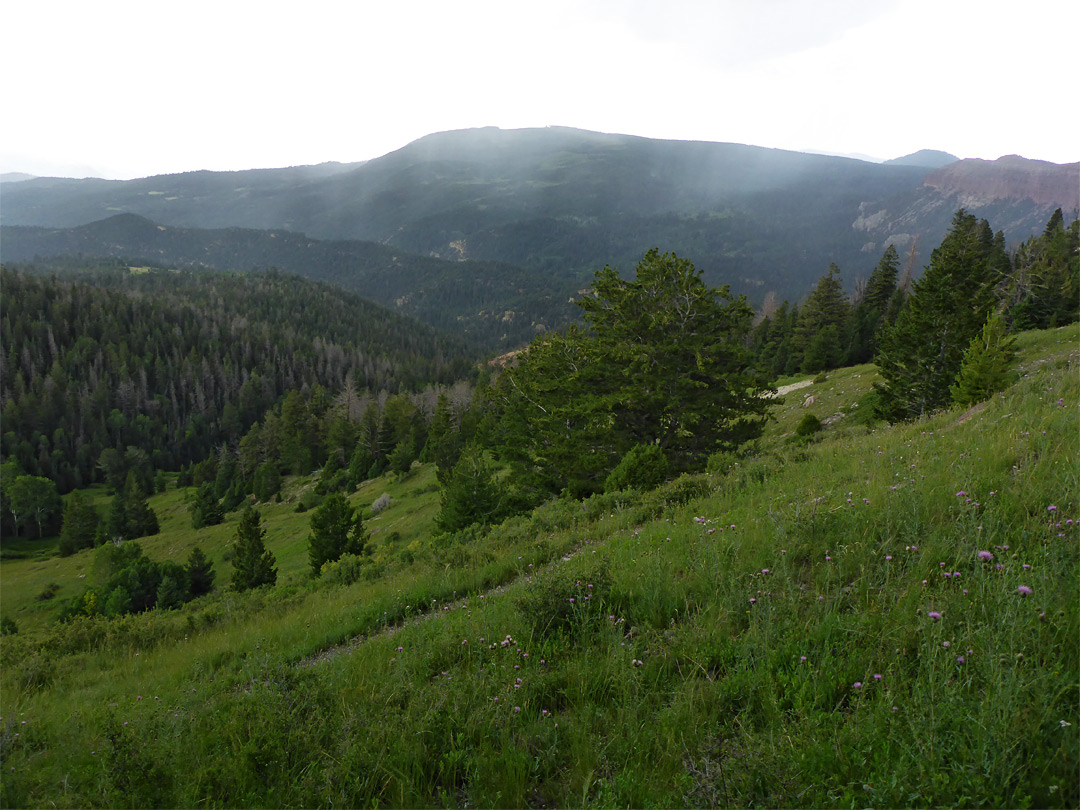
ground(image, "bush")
xmin=0 ymin=615 xmax=17 ymax=635
xmin=370 ymin=493 xmax=393 ymax=514
xmin=320 ymin=553 xmax=370 ymax=586
xmin=604 ymin=443 xmax=669 ymax=493
xmin=795 ymin=413 xmax=822 ymax=437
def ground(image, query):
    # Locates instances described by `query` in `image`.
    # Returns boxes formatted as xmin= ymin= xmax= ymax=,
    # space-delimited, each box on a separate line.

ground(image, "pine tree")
xmin=792 ymin=264 xmax=851 ymax=373
xmin=185 ymin=546 xmax=216 ymax=597
xmin=190 ymin=482 xmax=224 ymax=529
xmin=950 ymin=312 xmax=1017 ymax=407
xmin=435 ymin=447 xmax=504 ymax=533
xmin=231 ymin=506 xmax=277 ymax=590
xmin=58 ymin=490 xmax=101 ymax=556
xmin=846 ymin=245 xmax=900 ymax=364
xmin=307 ymin=493 xmax=368 ymax=577
xmin=874 ymin=210 xmax=1005 ymax=421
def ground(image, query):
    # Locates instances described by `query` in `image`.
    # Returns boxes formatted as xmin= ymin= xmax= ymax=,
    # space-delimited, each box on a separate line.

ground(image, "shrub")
xmin=604 ymin=443 xmax=669 ymax=493
xmin=370 ymin=493 xmax=393 ymax=514
xmin=320 ymin=553 xmax=370 ymax=586
xmin=795 ymin=413 xmax=822 ymax=437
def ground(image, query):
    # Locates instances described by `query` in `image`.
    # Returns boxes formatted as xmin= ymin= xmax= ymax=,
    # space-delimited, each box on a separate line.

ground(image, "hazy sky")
xmin=4 ymin=0 xmax=1077 ymax=179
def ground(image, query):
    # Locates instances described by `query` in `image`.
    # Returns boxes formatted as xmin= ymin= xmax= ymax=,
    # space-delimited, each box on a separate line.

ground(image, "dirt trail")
xmin=296 ymin=536 xmax=603 ymax=668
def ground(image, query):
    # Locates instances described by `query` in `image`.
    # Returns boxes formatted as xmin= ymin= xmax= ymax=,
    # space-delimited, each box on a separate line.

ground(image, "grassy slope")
xmin=1 ymin=325 xmax=1076 ymax=808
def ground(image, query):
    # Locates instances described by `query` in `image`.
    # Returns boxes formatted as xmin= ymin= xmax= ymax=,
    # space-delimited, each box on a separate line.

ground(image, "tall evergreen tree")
xmin=58 ymin=489 xmax=101 ymax=556
xmin=792 ymin=264 xmax=851 ymax=373
xmin=185 ymin=546 xmax=216 ymax=597
xmin=190 ymin=482 xmax=224 ymax=529
xmin=874 ymin=210 xmax=1006 ymax=421
xmin=231 ymin=506 xmax=277 ymax=590
xmin=307 ymin=493 xmax=368 ymax=577
xmin=846 ymin=245 xmax=900 ymax=364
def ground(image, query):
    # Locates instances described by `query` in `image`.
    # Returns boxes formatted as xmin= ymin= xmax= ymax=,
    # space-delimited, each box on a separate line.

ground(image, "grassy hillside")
xmin=1 ymin=325 xmax=1076 ymax=807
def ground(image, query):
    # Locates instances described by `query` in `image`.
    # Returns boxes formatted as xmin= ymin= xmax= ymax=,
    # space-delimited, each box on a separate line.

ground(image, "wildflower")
xmin=956 ymin=490 xmax=966 ymax=497
xmin=513 ymin=706 xmax=521 ymax=713
xmin=749 ymin=598 xmax=757 ymax=604
xmin=873 ymin=674 xmax=882 ymax=681
xmin=978 ymin=550 xmax=993 ymax=561
xmin=853 ymin=682 xmax=862 ymax=689
xmin=569 ymin=598 xmax=575 ymax=603
xmin=957 ymin=657 xmax=965 ymax=664
xmin=1017 ymin=585 xmax=1033 ymax=596
xmin=1061 ymin=720 xmax=1071 ymax=728
xmin=800 ymin=656 xmax=807 ymax=662
xmin=761 ymin=569 xmax=770 ymax=575
xmin=927 ymin=611 xmax=942 ymax=621
xmin=1048 ymin=505 xmax=1057 ymax=512
xmin=942 ymin=641 xmax=950 ymax=648
xmin=885 ymin=555 xmax=892 ymax=561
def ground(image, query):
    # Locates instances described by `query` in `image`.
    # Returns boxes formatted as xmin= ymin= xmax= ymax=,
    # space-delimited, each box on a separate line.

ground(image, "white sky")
xmin=3 ymin=0 xmax=1077 ymax=179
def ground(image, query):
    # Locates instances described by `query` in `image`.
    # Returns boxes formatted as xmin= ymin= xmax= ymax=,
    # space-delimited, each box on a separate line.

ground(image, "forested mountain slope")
xmin=1 ymin=217 xmax=578 ymax=349
xmin=0 ymin=265 xmax=477 ymax=490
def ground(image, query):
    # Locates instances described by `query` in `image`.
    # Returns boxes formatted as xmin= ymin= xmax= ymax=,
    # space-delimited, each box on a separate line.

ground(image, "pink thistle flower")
xmin=927 ymin=611 xmax=942 ymax=621
xmin=978 ymin=550 xmax=993 ymax=561
xmin=873 ymin=674 xmax=882 ymax=681
xmin=885 ymin=555 xmax=892 ymax=561
xmin=1048 ymin=505 xmax=1057 ymax=512
xmin=1017 ymin=585 xmax=1033 ymax=596
xmin=852 ymin=682 xmax=862 ymax=689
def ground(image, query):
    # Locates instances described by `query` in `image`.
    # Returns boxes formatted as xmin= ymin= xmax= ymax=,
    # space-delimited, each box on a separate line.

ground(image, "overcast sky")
xmin=4 ymin=0 xmax=1077 ymax=179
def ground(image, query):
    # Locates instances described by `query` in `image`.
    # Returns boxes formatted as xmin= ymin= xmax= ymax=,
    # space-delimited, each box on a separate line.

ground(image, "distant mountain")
xmin=0 ymin=172 xmax=36 ymax=183
xmin=884 ymin=150 xmax=959 ymax=168
xmin=3 ymin=128 xmax=1075 ymax=310
xmin=852 ymin=155 xmax=1079 ymax=256
xmin=1 ymin=214 xmax=578 ymax=350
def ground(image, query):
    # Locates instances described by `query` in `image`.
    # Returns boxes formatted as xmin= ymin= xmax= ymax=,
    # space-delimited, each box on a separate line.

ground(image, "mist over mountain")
xmin=3 ymin=128 xmax=1075 ymax=317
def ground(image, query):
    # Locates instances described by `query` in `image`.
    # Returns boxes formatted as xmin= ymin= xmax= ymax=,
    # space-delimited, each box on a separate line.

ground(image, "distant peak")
xmin=884 ymin=150 xmax=959 ymax=168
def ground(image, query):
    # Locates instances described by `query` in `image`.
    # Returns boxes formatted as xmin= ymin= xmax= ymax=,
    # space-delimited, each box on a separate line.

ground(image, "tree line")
xmin=0 ymin=265 xmax=477 ymax=505
xmin=748 ymin=208 xmax=1077 ymax=379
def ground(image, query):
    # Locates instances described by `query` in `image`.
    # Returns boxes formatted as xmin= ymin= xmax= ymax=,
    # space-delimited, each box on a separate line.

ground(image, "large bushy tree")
xmin=494 ymin=249 xmax=770 ymax=496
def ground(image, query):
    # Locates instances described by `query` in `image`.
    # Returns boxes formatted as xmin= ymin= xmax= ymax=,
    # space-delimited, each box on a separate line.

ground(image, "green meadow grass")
xmin=1 ymin=324 xmax=1077 ymax=808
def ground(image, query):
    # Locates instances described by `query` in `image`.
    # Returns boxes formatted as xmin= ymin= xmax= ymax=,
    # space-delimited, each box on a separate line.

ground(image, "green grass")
xmin=1 ymin=324 xmax=1077 ymax=808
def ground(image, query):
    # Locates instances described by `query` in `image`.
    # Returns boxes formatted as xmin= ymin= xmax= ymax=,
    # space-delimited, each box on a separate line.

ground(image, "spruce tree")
xmin=58 ymin=490 xmax=101 ymax=556
xmin=190 ymin=482 xmax=224 ymax=529
xmin=792 ymin=264 xmax=850 ymax=373
xmin=435 ymin=447 xmax=504 ymax=533
xmin=950 ymin=312 xmax=1017 ymax=406
xmin=231 ymin=506 xmax=277 ymax=590
xmin=874 ymin=210 xmax=1005 ymax=421
xmin=307 ymin=493 xmax=368 ymax=577
xmin=185 ymin=546 xmax=216 ymax=597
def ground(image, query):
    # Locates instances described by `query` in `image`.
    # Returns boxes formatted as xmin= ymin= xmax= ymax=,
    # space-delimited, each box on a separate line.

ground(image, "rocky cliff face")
xmin=852 ymin=155 xmax=1078 ymax=263
xmin=924 ymin=155 xmax=1079 ymax=209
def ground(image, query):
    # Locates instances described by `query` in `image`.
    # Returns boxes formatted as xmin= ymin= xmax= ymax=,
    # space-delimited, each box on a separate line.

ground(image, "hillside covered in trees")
xmin=0 ymin=265 xmax=478 ymax=498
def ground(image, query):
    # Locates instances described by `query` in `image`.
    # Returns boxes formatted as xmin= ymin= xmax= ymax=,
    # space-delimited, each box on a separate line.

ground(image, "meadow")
xmin=1 ymin=324 xmax=1076 ymax=808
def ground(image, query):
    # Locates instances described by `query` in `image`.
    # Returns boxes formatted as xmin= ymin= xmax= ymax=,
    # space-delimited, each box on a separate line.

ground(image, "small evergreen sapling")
xmin=950 ymin=312 xmax=1017 ymax=407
